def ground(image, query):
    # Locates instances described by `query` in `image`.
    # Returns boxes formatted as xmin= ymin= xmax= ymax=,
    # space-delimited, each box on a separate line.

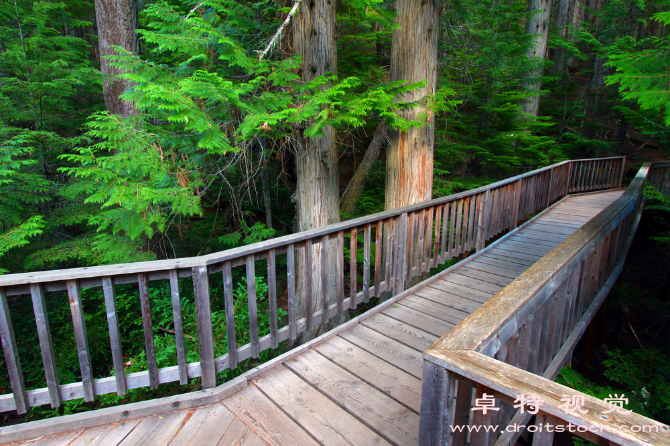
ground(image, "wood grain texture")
xmin=0 ymin=287 xmax=27 ymax=413
xmin=286 ymin=350 xmax=420 ymax=446
xmin=102 ymin=277 xmax=126 ymax=396
xmin=30 ymin=283 xmax=61 ymax=408
xmin=169 ymin=270 xmax=188 ymax=385
xmin=169 ymin=404 xmax=235 ymax=446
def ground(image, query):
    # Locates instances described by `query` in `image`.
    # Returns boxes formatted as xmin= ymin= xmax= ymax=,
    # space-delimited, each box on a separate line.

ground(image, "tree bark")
xmin=522 ymin=0 xmax=554 ymax=117
xmin=385 ymin=0 xmax=439 ymax=210
xmin=94 ymin=0 xmax=139 ymax=118
xmin=340 ymin=123 xmax=387 ymax=216
xmin=293 ymin=0 xmax=339 ymax=323
xmin=552 ymin=0 xmax=572 ymax=74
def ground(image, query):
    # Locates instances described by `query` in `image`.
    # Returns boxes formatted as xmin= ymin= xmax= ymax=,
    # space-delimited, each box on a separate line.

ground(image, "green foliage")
xmin=607 ymin=13 xmax=670 ymax=126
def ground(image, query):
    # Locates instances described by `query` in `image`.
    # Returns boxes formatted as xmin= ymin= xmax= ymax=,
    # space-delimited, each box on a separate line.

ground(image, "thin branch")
xmin=257 ymin=0 xmax=302 ymax=61
xmin=184 ymin=1 xmax=206 ymax=20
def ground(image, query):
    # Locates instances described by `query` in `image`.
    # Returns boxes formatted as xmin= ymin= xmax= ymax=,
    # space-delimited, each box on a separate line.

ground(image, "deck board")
xmin=5 ymin=190 xmax=625 ymax=446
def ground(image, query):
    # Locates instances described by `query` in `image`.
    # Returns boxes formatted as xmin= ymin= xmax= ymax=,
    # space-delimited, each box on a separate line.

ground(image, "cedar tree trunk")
xmin=385 ymin=0 xmax=439 ymax=210
xmin=293 ymin=0 xmax=339 ymax=323
xmin=522 ymin=0 xmax=553 ymax=117
xmin=94 ymin=0 xmax=139 ymax=118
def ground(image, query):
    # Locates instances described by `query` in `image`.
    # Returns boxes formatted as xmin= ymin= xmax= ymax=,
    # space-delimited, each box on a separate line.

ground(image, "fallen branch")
xmin=159 ymin=326 xmax=195 ymax=341
xmin=257 ymin=0 xmax=302 ymax=61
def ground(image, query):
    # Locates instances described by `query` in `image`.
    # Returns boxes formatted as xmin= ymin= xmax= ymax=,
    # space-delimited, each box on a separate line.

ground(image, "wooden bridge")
xmin=0 ymin=158 xmax=669 ymax=446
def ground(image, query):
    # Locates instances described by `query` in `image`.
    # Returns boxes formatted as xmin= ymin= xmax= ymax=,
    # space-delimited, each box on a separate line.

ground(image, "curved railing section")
xmin=0 ymin=157 xmax=624 ymax=415
xmin=419 ymin=161 xmax=670 ymax=446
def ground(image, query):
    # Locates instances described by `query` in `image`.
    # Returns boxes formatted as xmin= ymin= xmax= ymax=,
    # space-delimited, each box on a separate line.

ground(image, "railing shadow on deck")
xmin=0 ymin=157 xmax=626 ymax=416
xmin=419 ymin=161 xmax=670 ymax=446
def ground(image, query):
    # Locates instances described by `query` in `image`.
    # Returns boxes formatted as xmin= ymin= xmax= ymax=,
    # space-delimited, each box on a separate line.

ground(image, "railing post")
xmin=617 ymin=156 xmax=626 ymax=187
xmin=419 ymin=361 xmax=456 ymax=446
xmin=393 ymin=212 xmax=408 ymax=295
xmin=193 ymin=265 xmax=216 ymax=389
xmin=476 ymin=190 xmax=490 ymax=251
xmin=545 ymin=167 xmax=553 ymax=208
xmin=0 ymin=287 xmax=27 ymax=414
xmin=566 ymin=161 xmax=574 ymax=194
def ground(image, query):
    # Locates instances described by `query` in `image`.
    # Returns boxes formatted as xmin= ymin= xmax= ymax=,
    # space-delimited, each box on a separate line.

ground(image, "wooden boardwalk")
xmin=3 ymin=190 xmax=624 ymax=446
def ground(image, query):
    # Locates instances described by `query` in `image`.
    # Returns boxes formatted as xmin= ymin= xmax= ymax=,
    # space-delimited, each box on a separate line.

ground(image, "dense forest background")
xmin=1 ymin=0 xmax=670 ymax=427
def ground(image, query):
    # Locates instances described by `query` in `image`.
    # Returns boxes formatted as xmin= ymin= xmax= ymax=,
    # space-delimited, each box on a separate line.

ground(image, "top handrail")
xmin=0 ymin=157 xmax=625 ymax=287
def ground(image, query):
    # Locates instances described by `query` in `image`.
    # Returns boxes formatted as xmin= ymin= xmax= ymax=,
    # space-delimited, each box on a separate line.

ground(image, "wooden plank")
xmin=222 ymin=382 xmax=320 ymax=446
xmin=256 ymin=365 xmax=392 ymax=446
xmin=480 ymin=252 xmax=535 ymax=268
xmin=433 ymin=204 xmax=442 ymax=268
xmin=485 ymin=247 xmax=545 ymax=262
xmin=448 ymin=200 xmax=457 ymax=259
xmin=470 ymin=257 xmax=528 ymax=274
xmin=350 ymin=227 xmax=357 ymax=309
xmin=321 ymin=235 xmax=330 ymax=325
xmin=375 ymin=221 xmax=382 ymax=296
xmin=67 ymin=280 xmax=94 ymax=402
xmin=168 ymin=270 xmax=188 ymax=385
xmin=443 ymin=272 xmax=504 ymax=295
xmin=25 ymin=430 xmax=84 ymax=446
xmin=382 ymin=303 xmax=454 ymax=336
xmin=286 ymin=350 xmax=420 ymax=446
xmin=267 ymin=249 xmax=279 ymax=349
xmin=287 ymin=244 xmax=297 ymax=340
xmin=117 ymin=409 xmax=188 ymax=445
xmin=415 ymin=210 xmax=425 ymax=278
xmin=493 ymin=243 xmax=552 ymax=257
xmin=476 ymin=190 xmax=490 ymax=251
xmin=455 ymin=266 xmax=514 ymax=287
xmin=138 ymin=273 xmax=158 ymax=390
xmin=246 ymin=256 xmax=260 ymax=359
xmin=507 ymin=234 xmax=561 ymax=248
xmin=363 ymin=224 xmax=371 ymax=303
xmin=31 ymin=284 xmax=61 ymax=408
xmin=465 ymin=260 xmax=523 ymax=279
xmin=418 ymin=362 xmax=455 ymax=446
xmin=223 ymin=261 xmax=238 ymax=369
xmin=169 ymin=404 xmax=235 ymax=446
xmin=429 ymin=280 xmax=491 ymax=304
xmin=511 ymin=179 xmax=522 ymax=229
xmin=469 ymin=384 xmax=493 ymax=446
xmin=393 ymin=213 xmax=408 ymax=295
xmin=218 ymin=417 xmax=267 ymax=446
xmin=361 ymin=313 xmax=436 ymax=352
xmin=102 ymin=277 xmax=126 ymax=396
xmin=467 ymin=195 xmax=477 ymax=251
xmin=402 ymin=294 xmax=469 ymax=322
xmin=385 ymin=220 xmax=393 ymax=293
xmin=339 ymin=324 xmax=424 ymax=379
xmin=0 ymin=286 xmax=27 ymax=413
xmin=337 ymin=231 xmax=345 ymax=314
xmin=424 ymin=207 xmax=434 ymax=273
xmin=316 ymin=337 xmax=422 ymax=413
xmin=413 ymin=287 xmax=480 ymax=314
xmin=68 ymin=419 xmax=141 ymax=446
xmin=193 ymin=266 xmax=216 ymax=388
xmin=454 ymin=199 xmax=464 ymax=256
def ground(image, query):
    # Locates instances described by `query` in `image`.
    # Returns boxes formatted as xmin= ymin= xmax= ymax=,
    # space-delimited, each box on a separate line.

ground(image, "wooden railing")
xmin=0 ymin=157 xmax=624 ymax=415
xmin=419 ymin=162 xmax=670 ymax=446
xmin=648 ymin=161 xmax=670 ymax=195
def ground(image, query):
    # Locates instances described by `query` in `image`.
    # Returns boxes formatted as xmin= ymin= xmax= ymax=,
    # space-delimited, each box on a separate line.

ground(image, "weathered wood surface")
xmin=1 ymin=191 xmax=626 ymax=446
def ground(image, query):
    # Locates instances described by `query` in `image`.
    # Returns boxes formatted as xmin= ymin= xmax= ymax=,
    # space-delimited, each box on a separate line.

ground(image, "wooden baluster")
xmin=374 ymin=221 xmax=382 ymax=297
xmin=305 ymin=240 xmax=315 ymax=329
xmin=440 ymin=203 xmax=450 ymax=263
xmin=531 ymin=413 xmax=556 ymax=445
xmin=476 ymin=190 xmax=490 ymax=251
xmin=168 ymin=270 xmax=188 ymax=385
xmin=349 ymin=228 xmax=357 ymax=309
xmin=192 ymin=266 xmax=216 ymax=387
xmin=449 ymin=200 xmax=457 ymax=259
xmin=268 ymin=249 xmax=279 ymax=349
xmin=589 ymin=160 xmax=598 ymax=190
xmin=416 ymin=211 xmax=425 ymax=278
xmin=418 ymin=361 xmax=456 ymax=446
xmin=287 ymin=244 xmax=297 ymax=340
xmin=406 ymin=213 xmax=416 ymax=279
xmin=452 ymin=379 xmax=473 ymax=446
xmin=517 ymin=314 xmax=533 ymax=372
xmin=31 ymin=284 xmax=61 ymax=407
xmin=433 ymin=205 xmax=441 ymax=269
xmin=337 ymin=231 xmax=345 ymax=314
xmin=564 ymin=265 xmax=582 ymax=344
xmin=363 ymin=225 xmax=371 ymax=303
xmin=531 ymin=300 xmax=549 ymax=375
xmin=511 ymin=179 xmax=522 ymax=229
xmin=470 ymin=384 xmax=494 ymax=446
xmin=467 ymin=195 xmax=477 ymax=251
xmin=246 ymin=256 xmax=260 ymax=358
xmin=424 ymin=207 xmax=434 ymax=273
xmin=393 ymin=213 xmax=409 ymax=295
xmin=67 ymin=280 xmax=94 ymax=402
xmin=0 ymin=286 xmax=27 ymax=413
xmin=385 ymin=220 xmax=393 ymax=293
xmin=222 ymin=261 xmax=238 ymax=369
xmin=321 ymin=235 xmax=330 ymax=325
xmin=137 ymin=273 xmax=159 ymax=390
xmin=455 ymin=199 xmax=464 ymax=256
xmin=549 ymin=281 xmax=569 ymax=361
xmin=546 ymin=167 xmax=554 ymax=208
xmin=102 ymin=277 xmax=126 ymax=396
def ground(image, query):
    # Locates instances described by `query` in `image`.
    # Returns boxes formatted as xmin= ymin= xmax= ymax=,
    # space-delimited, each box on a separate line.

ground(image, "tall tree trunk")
xmin=523 ymin=0 xmax=554 ymax=117
xmin=293 ymin=0 xmax=339 ymax=326
xmin=94 ymin=0 xmax=139 ymax=118
xmin=552 ymin=0 xmax=572 ymax=74
xmin=385 ymin=0 xmax=440 ymax=210
xmin=340 ymin=123 xmax=387 ymax=216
